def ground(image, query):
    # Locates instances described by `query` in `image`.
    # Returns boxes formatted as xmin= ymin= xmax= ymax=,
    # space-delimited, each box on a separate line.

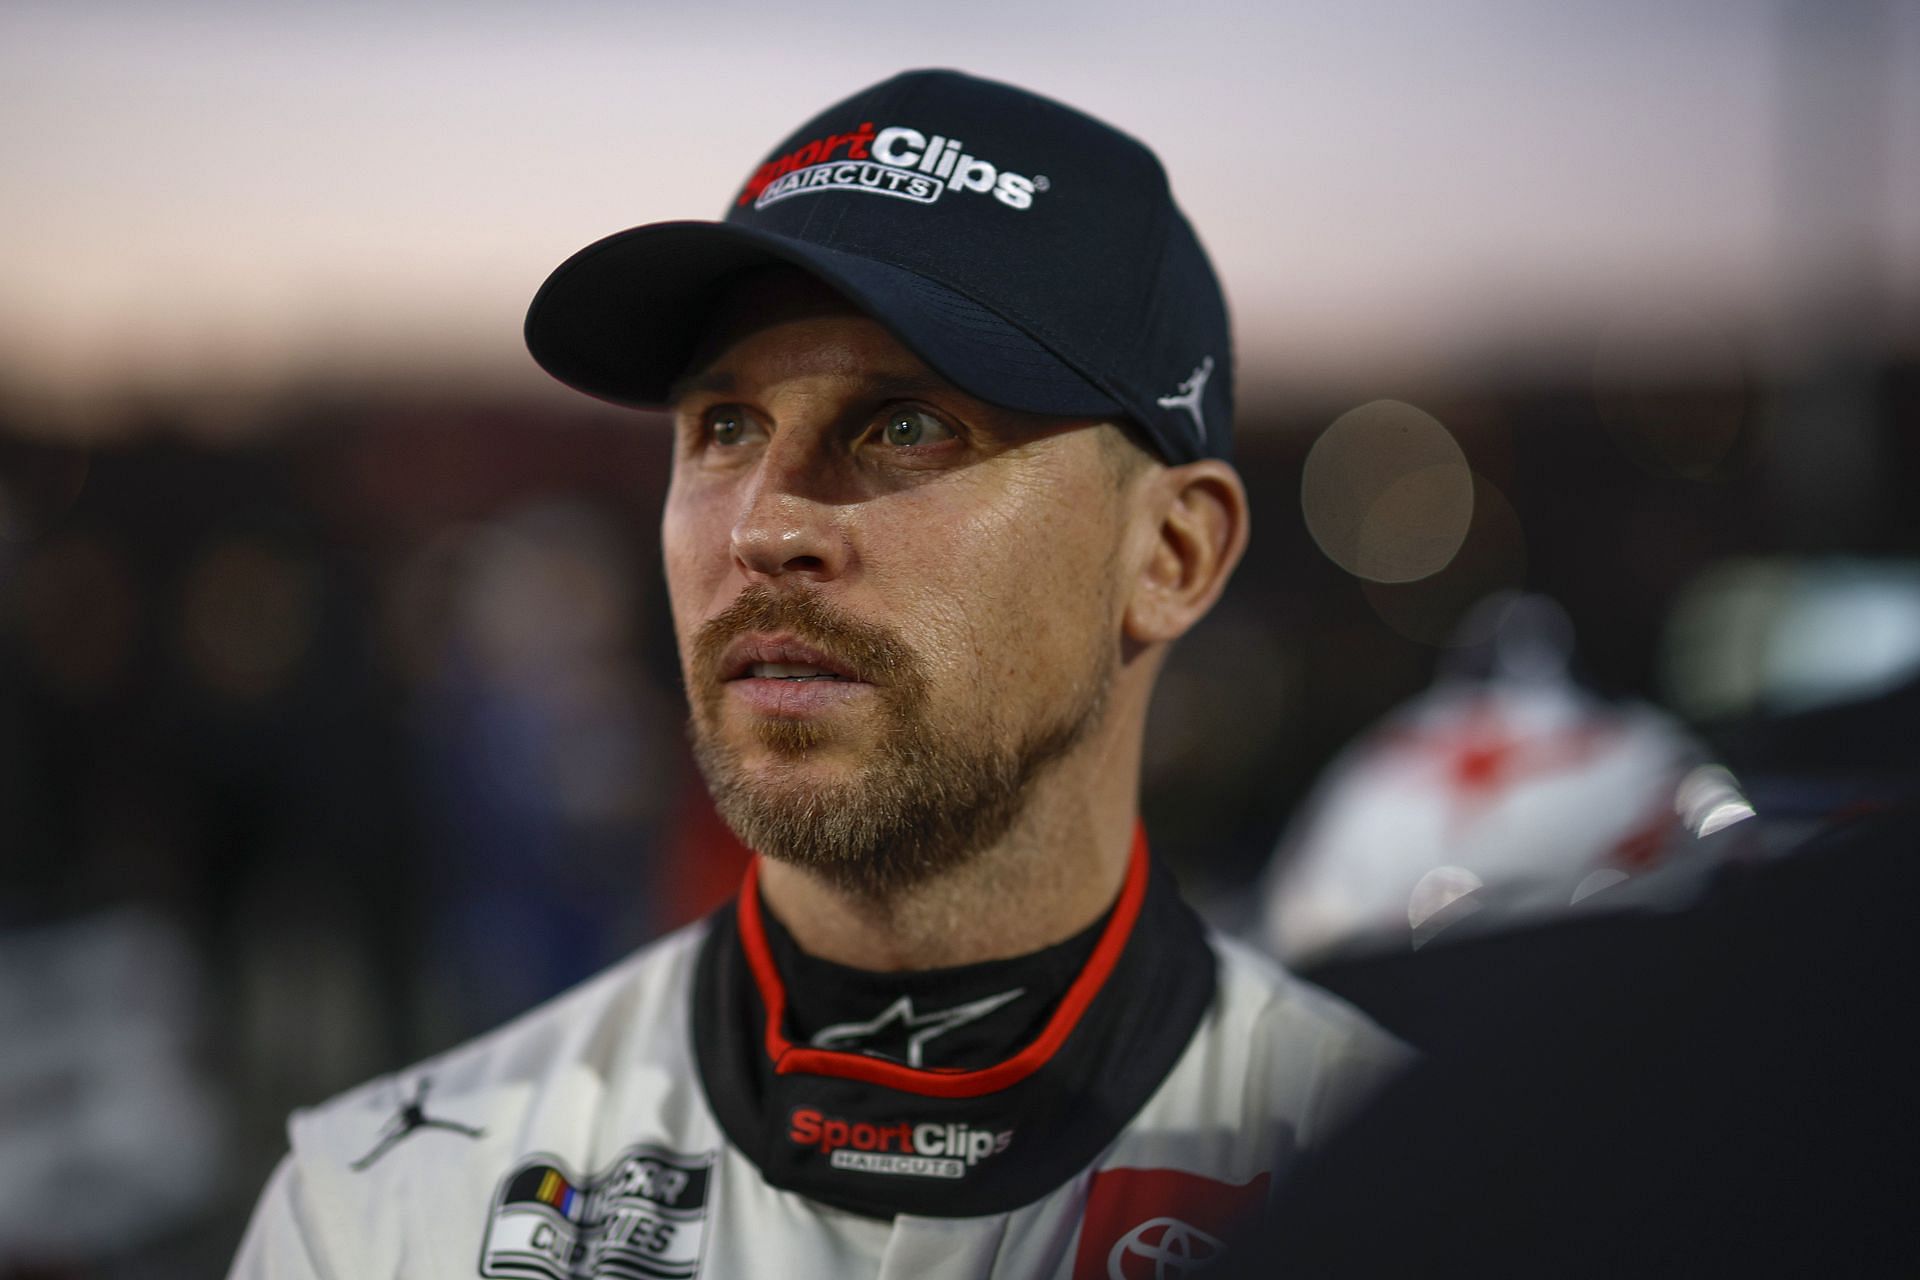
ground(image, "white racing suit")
xmin=232 ymin=835 xmax=1405 ymax=1278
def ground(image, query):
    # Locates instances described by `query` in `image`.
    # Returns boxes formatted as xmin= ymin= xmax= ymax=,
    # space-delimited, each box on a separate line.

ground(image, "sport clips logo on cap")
xmin=739 ymin=121 xmax=1044 ymax=212
xmin=788 ymin=1107 xmax=1013 ymax=1180
xmin=525 ymin=70 xmax=1235 ymax=465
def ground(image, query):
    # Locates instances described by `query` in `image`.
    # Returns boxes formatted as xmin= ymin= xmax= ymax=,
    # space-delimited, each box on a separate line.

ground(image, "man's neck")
xmin=755 ymin=760 xmax=1139 ymax=972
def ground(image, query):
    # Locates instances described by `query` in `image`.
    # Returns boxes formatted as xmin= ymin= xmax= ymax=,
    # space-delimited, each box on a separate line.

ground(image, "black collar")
xmin=761 ymin=880 xmax=1108 ymax=1073
xmin=691 ymin=827 xmax=1217 ymax=1218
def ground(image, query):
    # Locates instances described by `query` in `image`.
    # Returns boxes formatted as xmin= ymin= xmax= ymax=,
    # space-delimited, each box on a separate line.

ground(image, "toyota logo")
xmin=1107 ymin=1216 xmax=1227 ymax=1279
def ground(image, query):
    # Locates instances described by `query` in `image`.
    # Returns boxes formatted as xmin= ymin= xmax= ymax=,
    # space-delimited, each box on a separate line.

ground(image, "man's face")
xmin=662 ymin=272 xmax=1140 ymax=897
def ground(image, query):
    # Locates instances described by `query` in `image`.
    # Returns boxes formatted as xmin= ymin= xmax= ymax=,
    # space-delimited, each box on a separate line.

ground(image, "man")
xmin=232 ymin=69 xmax=1404 ymax=1278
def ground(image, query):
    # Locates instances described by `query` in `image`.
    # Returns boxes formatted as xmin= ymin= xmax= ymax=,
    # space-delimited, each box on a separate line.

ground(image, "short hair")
xmin=1098 ymin=419 xmax=1159 ymax=490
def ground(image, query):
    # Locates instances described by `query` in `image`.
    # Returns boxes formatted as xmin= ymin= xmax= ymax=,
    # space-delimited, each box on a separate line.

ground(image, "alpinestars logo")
xmin=789 ymin=1107 xmax=1014 ymax=1180
xmin=741 ymin=122 xmax=1043 ymax=212
xmin=809 ymin=988 xmax=1025 ymax=1068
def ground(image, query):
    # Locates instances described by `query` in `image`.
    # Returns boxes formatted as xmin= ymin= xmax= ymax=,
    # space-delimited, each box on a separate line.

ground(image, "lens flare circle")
xmin=1301 ymin=399 xmax=1473 ymax=583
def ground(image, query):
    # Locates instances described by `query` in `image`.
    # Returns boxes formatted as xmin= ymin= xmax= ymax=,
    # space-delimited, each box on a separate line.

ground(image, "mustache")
xmin=689 ymin=586 xmax=925 ymax=694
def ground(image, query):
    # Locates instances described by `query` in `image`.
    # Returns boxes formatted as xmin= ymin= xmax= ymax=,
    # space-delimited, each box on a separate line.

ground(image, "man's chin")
xmin=686 ymin=663 xmax=1106 ymax=901
xmin=690 ymin=716 xmax=882 ymax=816
xmin=726 ymin=754 xmax=869 ymax=805
xmin=689 ymin=712 xmax=967 ymax=899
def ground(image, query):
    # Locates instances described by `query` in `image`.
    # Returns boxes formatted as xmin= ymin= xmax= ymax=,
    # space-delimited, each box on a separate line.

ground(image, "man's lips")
xmin=717 ymin=634 xmax=876 ymax=720
xmin=719 ymin=635 xmax=868 ymax=685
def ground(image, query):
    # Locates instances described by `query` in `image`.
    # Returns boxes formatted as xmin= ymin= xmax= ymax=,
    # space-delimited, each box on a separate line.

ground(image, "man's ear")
xmin=1124 ymin=460 xmax=1250 ymax=646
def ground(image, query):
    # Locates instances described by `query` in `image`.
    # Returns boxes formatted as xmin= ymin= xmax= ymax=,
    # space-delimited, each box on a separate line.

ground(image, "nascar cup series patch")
xmin=479 ymin=1145 xmax=713 ymax=1280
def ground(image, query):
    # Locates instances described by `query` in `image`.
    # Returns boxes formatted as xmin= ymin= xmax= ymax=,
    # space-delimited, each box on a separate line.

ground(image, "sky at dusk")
xmin=2 ymin=0 xmax=1915 ymax=423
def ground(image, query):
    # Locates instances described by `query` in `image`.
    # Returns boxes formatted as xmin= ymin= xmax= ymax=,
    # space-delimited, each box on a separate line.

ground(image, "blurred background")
xmin=2 ymin=0 xmax=1916 ymax=1272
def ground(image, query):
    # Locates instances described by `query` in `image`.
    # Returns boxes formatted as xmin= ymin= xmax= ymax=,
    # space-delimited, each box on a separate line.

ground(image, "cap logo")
xmin=742 ymin=122 xmax=1041 ymax=212
xmin=1155 ymin=356 xmax=1215 ymax=444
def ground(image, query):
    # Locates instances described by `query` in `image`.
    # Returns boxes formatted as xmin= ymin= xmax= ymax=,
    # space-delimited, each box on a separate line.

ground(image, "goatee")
xmin=687 ymin=587 xmax=1108 ymax=902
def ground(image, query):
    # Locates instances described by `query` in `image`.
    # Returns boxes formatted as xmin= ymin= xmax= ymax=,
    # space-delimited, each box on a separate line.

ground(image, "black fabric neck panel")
xmin=691 ymin=858 xmax=1217 ymax=1219
xmin=760 ymin=893 xmax=1109 ymax=1071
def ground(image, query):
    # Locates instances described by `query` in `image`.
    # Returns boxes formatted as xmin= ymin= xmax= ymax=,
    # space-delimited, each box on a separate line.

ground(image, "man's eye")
xmin=880 ymin=408 xmax=955 ymax=448
xmin=707 ymin=409 xmax=754 ymax=446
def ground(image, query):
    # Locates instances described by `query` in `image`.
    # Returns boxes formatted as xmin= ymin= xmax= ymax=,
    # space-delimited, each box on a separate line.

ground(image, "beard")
xmin=686 ymin=585 xmax=1111 ymax=902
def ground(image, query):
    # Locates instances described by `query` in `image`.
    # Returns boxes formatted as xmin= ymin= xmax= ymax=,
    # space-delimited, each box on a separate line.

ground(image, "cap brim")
xmin=524 ymin=221 xmax=1125 ymax=419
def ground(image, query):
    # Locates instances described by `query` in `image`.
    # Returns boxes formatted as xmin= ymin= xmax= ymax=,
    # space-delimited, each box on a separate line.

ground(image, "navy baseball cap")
xmin=525 ymin=69 xmax=1233 ymax=464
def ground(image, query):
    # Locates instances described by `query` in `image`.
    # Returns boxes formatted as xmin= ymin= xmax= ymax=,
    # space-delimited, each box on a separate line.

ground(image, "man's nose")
xmin=728 ymin=438 xmax=847 ymax=581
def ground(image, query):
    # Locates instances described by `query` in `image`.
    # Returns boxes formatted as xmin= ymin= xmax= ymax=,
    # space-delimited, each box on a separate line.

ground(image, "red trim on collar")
xmin=735 ymin=825 xmax=1151 ymax=1099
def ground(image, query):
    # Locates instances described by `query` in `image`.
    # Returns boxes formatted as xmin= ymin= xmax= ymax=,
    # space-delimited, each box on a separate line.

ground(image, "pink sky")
xmin=2 ymin=0 xmax=1915 ymax=426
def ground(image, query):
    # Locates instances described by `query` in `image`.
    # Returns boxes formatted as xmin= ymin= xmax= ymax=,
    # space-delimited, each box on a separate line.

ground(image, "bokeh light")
xmin=1674 ymin=764 xmax=1757 ymax=837
xmin=1301 ymin=399 xmax=1474 ymax=584
xmin=1661 ymin=558 xmax=1920 ymax=719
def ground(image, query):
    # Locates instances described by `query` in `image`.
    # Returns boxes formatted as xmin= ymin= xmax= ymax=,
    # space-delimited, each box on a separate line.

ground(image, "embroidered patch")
xmin=478 ymin=1144 xmax=713 ymax=1280
xmin=1072 ymin=1167 xmax=1270 ymax=1280
xmin=351 ymin=1077 xmax=483 ymax=1171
